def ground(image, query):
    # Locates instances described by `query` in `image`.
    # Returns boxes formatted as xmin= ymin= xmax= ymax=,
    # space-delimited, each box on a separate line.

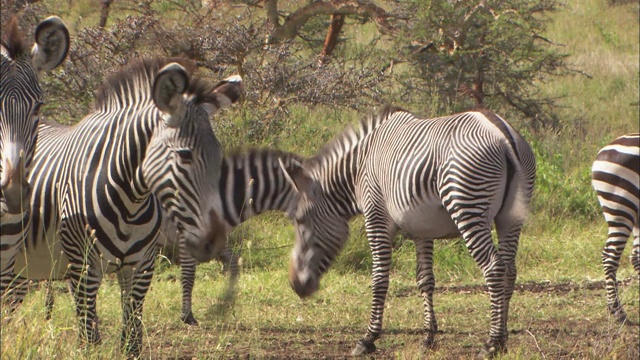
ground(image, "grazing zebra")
xmin=43 ymin=148 xmax=304 ymax=326
xmin=1 ymin=16 xmax=69 ymax=303
xmin=157 ymin=148 xmax=304 ymax=325
xmin=591 ymin=133 xmax=640 ymax=325
xmin=6 ymin=58 xmax=241 ymax=357
xmin=280 ymin=106 xmax=536 ymax=357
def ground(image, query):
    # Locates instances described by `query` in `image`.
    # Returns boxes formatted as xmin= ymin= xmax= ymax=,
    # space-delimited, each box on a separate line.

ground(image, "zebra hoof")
xmin=477 ymin=341 xmax=507 ymax=359
xmin=351 ymin=339 xmax=376 ymax=356
xmin=181 ymin=312 xmax=199 ymax=326
xmin=421 ymin=334 xmax=437 ymax=351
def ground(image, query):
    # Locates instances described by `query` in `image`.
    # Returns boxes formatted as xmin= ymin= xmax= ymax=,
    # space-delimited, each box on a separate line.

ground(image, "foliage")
xmin=395 ymin=0 xmax=575 ymax=128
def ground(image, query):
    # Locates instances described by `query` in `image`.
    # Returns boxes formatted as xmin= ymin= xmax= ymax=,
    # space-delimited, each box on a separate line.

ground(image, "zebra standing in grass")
xmin=280 ymin=106 xmax=535 ymax=357
xmin=43 ymin=148 xmax=304 ymax=326
xmin=591 ymin=133 xmax=639 ymax=325
xmin=6 ymin=58 xmax=241 ymax=357
xmin=156 ymin=148 xmax=304 ymax=325
xmin=1 ymin=17 xmax=69 ymax=302
xmin=45 ymin=149 xmax=302 ymax=326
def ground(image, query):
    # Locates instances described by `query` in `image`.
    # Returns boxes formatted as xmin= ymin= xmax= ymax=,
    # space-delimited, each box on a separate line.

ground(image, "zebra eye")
xmin=175 ymin=149 xmax=193 ymax=163
xmin=32 ymin=102 xmax=43 ymax=119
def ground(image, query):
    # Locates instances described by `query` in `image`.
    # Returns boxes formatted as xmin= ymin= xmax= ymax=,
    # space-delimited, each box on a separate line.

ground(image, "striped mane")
xmin=93 ymin=57 xmax=216 ymax=112
xmin=1 ymin=17 xmax=28 ymax=61
xmin=305 ymin=104 xmax=403 ymax=168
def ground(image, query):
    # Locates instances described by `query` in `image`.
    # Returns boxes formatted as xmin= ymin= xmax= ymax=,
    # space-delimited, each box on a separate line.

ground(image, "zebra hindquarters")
xmin=441 ymin=162 xmax=516 ymax=356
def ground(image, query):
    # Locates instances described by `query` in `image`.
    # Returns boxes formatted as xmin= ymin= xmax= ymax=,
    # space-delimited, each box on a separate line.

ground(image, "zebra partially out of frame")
xmin=280 ymin=106 xmax=535 ymax=357
xmin=591 ymin=133 xmax=639 ymax=325
xmin=43 ymin=148 xmax=304 ymax=326
xmin=6 ymin=58 xmax=241 ymax=357
xmin=1 ymin=16 xmax=69 ymax=302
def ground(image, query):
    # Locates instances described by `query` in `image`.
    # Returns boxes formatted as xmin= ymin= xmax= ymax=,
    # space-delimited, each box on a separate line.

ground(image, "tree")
xmin=396 ymin=0 xmax=573 ymax=128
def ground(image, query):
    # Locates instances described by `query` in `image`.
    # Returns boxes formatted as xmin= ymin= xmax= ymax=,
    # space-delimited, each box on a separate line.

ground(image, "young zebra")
xmin=43 ymin=148 xmax=304 ymax=326
xmin=5 ymin=58 xmax=241 ymax=357
xmin=280 ymin=106 xmax=535 ymax=357
xmin=1 ymin=17 xmax=69 ymax=303
xmin=591 ymin=133 xmax=639 ymax=325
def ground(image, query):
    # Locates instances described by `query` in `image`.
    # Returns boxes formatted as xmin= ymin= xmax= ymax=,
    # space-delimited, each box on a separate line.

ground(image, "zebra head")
xmin=144 ymin=63 xmax=242 ymax=263
xmin=280 ymin=159 xmax=350 ymax=298
xmin=0 ymin=16 xmax=69 ymax=214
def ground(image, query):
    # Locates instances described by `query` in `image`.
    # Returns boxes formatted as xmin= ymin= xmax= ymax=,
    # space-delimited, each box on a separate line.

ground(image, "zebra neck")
xmin=312 ymin=150 xmax=361 ymax=219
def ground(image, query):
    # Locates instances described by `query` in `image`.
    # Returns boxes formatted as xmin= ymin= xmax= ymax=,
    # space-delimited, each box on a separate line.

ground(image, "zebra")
xmin=157 ymin=148 xmax=304 ymax=325
xmin=280 ymin=105 xmax=536 ymax=357
xmin=43 ymin=148 xmax=304 ymax=326
xmin=1 ymin=16 xmax=69 ymax=303
xmin=591 ymin=133 xmax=639 ymax=326
xmin=5 ymin=58 xmax=242 ymax=357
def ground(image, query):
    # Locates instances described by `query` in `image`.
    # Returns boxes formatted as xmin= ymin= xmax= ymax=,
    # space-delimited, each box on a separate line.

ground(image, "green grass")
xmin=3 ymin=0 xmax=640 ymax=358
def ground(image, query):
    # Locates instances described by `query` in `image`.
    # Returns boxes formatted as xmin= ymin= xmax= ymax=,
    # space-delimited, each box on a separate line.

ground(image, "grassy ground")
xmin=2 ymin=219 xmax=639 ymax=359
xmin=2 ymin=0 xmax=639 ymax=358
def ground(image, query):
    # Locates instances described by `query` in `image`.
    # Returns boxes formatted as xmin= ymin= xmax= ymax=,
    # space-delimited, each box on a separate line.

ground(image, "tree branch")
xmin=268 ymin=0 xmax=394 ymax=43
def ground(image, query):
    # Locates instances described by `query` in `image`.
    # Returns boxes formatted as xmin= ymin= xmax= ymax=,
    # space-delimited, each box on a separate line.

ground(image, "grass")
xmin=2 ymin=0 xmax=639 ymax=358
xmin=2 ymin=218 xmax=639 ymax=359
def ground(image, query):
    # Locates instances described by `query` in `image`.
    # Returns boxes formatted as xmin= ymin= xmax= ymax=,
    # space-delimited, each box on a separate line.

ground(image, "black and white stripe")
xmin=591 ymin=133 xmax=639 ymax=325
xmin=281 ymin=105 xmax=536 ymax=356
xmin=4 ymin=58 xmax=241 ymax=357
xmin=0 ymin=17 xmax=68 ymax=304
xmin=156 ymin=148 xmax=303 ymax=325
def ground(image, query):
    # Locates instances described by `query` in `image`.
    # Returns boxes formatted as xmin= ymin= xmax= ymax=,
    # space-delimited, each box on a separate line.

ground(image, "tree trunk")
xmin=318 ymin=14 xmax=345 ymax=67
xmin=99 ymin=0 xmax=114 ymax=28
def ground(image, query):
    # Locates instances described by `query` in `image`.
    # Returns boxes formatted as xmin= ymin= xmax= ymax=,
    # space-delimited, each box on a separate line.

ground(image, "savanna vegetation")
xmin=1 ymin=0 xmax=638 ymax=359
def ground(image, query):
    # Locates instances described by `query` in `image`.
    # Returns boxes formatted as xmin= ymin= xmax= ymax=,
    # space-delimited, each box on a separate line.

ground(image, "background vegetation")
xmin=1 ymin=0 xmax=638 ymax=359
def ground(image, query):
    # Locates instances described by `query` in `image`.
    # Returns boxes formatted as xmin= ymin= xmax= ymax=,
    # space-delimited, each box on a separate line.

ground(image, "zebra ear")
xmin=31 ymin=16 xmax=70 ymax=73
xmin=201 ymin=74 xmax=243 ymax=116
xmin=279 ymin=158 xmax=317 ymax=197
xmin=153 ymin=63 xmax=190 ymax=128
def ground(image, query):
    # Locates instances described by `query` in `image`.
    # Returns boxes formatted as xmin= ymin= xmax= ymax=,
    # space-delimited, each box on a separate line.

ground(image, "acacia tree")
xmin=396 ymin=0 xmax=573 ymax=128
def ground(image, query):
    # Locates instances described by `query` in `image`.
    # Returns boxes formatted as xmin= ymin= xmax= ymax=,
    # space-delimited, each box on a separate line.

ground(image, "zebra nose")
xmin=289 ymin=263 xmax=319 ymax=298
xmin=0 ymin=162 xmax=31 ymax=214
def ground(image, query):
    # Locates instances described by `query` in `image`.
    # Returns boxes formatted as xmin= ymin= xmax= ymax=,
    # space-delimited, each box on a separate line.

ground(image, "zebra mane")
xmin=93 ymin=57 xmax=217 ymax=112
xmin=305 ymin=104 xmax=404 ymax=168
xmin=1 ymin=17 xmax=28 ymax=60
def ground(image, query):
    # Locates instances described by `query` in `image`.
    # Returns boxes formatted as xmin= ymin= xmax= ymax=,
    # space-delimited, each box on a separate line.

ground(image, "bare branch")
xmin=268 ymin=0 xmax=395 ymax=42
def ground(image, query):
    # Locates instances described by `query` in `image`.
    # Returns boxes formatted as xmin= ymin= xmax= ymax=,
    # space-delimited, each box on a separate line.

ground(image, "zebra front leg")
xmin=68 ymin=263 xmax=102 ymax=345
xmin=632 ymin=225 xmax=640 ymax=276
xmin=117 ymin=257 xmax=155 ymax=358
xmin=415 ymin=239 xmax=438 ymax=350
xmin=217 ymin=246 xmax=240 ymax=310
xmin=351 ymin=219 xmax=394 ymax=356
xmin=45 ymin=280 xmax=54 ymax=320
xmin=178 ymin=240 xmax=199 ymax=325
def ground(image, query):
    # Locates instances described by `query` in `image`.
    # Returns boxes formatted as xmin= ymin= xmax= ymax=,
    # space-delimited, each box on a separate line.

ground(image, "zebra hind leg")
xmin=415 ymin=239 xmax=438 ymax=350
xmin=602 ymin=224 xmax=633 ymax=325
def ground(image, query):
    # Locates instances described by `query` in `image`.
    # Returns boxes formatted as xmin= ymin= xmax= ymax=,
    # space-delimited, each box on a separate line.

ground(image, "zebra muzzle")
xmin=0 ymin=159 xmax=31 ymax=214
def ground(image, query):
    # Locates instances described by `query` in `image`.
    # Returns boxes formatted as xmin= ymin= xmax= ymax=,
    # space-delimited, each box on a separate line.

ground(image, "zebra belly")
xmin=393 ymin=202 xmax=460 ymax=239
xmin=13 ymin=230 xmax=70 ymax=280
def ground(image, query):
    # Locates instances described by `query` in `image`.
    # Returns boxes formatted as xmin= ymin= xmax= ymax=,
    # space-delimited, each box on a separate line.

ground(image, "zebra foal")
xmin=591 ymin=133 xmax=639 ymax=325
xmin=1 ymin=16 xmax=69 ymax=302
xmin=6 ymin=58 xmax=241 ymax=357
xmin=281 ymin=106 xmax=535 ymax=357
